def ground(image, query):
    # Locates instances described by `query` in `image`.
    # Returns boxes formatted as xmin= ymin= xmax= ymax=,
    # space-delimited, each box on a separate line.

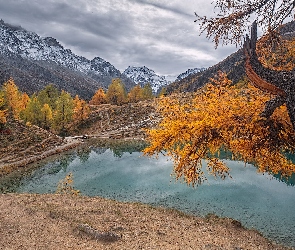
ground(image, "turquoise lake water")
xmin=12 ymin=146 xmax=295 ymax=248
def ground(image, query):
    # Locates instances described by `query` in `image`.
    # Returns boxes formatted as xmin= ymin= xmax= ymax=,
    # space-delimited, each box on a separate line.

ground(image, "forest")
xmin=0 ymin=78 xmax=155 ymax=136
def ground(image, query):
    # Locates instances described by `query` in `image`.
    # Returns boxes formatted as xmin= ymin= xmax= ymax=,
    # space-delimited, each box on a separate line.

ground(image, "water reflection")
xmin=1 ymin=141 xmax=295 ymax=248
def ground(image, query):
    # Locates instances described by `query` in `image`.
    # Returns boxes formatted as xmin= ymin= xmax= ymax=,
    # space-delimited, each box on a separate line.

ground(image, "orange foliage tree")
xmin=73 ymin=95 xmax=90 ymax=123
xmin=1 ymin=78 xmax=28 ymax=119
xmin=257 ymin=34 xmax=295 ymax=71
xmin=89 ymin=88 xmax=107 ymax=105
xmin=144 ymin=72 xmax=295 ymax=186
xmin=0 ymin=93 xmax=7 ymax=126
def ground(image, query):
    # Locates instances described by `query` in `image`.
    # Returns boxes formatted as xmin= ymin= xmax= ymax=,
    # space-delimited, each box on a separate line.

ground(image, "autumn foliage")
xmin=144 ymin=72 xmax=295 ymax=186
xmin=257 ymin=33 xmax=295 ymax=71
xmin=89 ymin=88 xmax=107 ymax=105
xmin=0 ymin=78 xmax=90 ymax=135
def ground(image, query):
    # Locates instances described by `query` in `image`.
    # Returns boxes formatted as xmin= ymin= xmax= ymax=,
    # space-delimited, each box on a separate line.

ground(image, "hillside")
xmin=0 ymin=120 xmax=81 ymax=180
xmin=169 ymin=21 xmax=295 ymax=93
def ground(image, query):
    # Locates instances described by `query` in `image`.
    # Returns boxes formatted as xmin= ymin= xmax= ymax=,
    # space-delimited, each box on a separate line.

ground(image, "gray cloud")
xmin=0 ymin=0 xmax=238 ymax=76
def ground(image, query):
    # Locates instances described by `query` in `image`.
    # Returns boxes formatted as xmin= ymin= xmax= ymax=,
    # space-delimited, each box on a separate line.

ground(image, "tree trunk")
xmin=244 ymin=21 xmax=295 ymax=129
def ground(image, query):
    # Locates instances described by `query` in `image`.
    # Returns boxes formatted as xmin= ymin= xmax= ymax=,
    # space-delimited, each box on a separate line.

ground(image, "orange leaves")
xmin=257 ymin=33 xmax=295 ymax=71
xmin=89 ymin=88 xmax=107 ymax=105
xmin=144 ymin=72 xmax=295 ymax=186
xmin=73 ymin=95 xmax=90 ymax=122
xmin=1 ymin=78 xmax=26 ymax=120
xmin=0 ymin=94 xmax=7 ymax=125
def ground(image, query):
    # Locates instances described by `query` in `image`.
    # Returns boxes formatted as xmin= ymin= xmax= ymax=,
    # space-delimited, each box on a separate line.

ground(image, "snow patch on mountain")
xmin=176 ymin=68 xmax=206 ymax=81
xmin=123 ymin=66 xmax=169 ymax=93
xmin=0 ymin=19 xmax=133 ymax=90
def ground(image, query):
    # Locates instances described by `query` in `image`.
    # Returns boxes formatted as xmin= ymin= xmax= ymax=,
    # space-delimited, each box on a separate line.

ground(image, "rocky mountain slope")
xmin=0 ymin=20 xmax=135 ymax=99
xmin=123 ymin=66 xmax=169 ymax=93
xmin=167 ymin=49 xmax=245 ymax=93
xmin=175 ymin=67 xmax=206 ymax=82
xmin=168 ymin=21 xmax=295 ymax=93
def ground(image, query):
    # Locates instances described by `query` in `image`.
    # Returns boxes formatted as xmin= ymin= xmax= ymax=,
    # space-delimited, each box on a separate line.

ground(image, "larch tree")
xmin=0 ymin=93 xmax=7 ymax=126
xmin=128 ymin=85 xmax=143 ymax=103
xmin=72 ymin=95 xmax=90 ymax=124
xmin=144 ymin=0 xmax=295 ymax=185
xmin=106 ymin=78 xmax=127 ymax=105
xmin=144 ymin=73 xmax=295 ymax=186
xmin=21 ymin=95 xmax=43 ymax=127
xmin=52 ymin=90 xmax=74 ymax=135
xmin=40 ymin=103 xmax=53 ymax=130
xmin=37 ymin=84 xmax=60 ymax=110
xmin=142 ymin=83 xmax=154 ymax=100
xmin=1 ymin=78 xmax=24 ymax=119
xmin=89 ymin=88 xmax=107 ymax=105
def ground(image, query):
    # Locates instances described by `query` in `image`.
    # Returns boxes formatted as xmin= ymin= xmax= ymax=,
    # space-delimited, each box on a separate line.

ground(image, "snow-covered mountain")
xmin=0 ymin=19 xmax=134 ymax=99
xmin=175 ymin=68 xmax=206 ymax=81
xmin=123 ymin=66 xmax=169 ymax=93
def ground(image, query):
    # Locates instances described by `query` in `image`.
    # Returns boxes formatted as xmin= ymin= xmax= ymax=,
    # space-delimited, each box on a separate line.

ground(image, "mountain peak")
xmin=176 ymin=68 xmax=206 ymax=81
xmin=123 ymin=66 xmax=168 ymax=93
xmin=0 ymin=19 xmax=135 ymax=99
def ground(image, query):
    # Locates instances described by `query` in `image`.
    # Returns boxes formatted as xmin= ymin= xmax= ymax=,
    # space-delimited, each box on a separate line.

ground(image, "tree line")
xmin=0 ymin=77 xmax=162 ymax=136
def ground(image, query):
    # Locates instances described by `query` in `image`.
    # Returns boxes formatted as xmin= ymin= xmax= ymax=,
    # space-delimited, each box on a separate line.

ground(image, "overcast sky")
xmin=0 ymin=0 xmax=238 ymax=78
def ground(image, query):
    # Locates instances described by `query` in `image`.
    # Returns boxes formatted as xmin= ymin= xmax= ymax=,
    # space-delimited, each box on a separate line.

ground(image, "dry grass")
xmin=0 ymin=193 xmax=291 ymax=250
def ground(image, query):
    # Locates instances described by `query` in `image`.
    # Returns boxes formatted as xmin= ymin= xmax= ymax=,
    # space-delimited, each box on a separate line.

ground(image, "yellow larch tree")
xmin=73 ymin=95 xmax=90 ymax=123
xmin=89 ymin=88 xmax=107 ymax=105
xmin=128 ymin=85 xmax=143 ymax=103
xmin=1 ymin=78 xmax=24 ymax=119
xmin=144 ymin=72 xmax=295 ymax=186
xmin=0 ymin=92 xmax=7 ymax=126
xmin=106 ymin=78 xmax=127 ymax=105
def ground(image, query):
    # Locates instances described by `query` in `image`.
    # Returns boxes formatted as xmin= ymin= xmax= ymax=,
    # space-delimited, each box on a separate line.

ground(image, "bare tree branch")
xmin=195 ymin=0 xmax=295 ymax=47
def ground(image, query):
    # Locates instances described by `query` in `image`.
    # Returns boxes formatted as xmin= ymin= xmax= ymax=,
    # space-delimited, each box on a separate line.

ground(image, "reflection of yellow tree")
xmin=144 ymin=72 xmax=295 ymax=186
xmin=56 ymin=172 xmax=80 ymax=196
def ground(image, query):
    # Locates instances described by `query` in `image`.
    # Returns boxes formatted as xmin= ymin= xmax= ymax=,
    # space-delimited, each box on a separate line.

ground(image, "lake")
xmin=4 ymin=142 xmax=295 ymax=248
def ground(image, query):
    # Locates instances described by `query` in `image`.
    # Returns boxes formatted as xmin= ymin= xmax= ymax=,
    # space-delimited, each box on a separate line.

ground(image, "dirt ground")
xmin=0 ymin=193 xmax=291 ymax=250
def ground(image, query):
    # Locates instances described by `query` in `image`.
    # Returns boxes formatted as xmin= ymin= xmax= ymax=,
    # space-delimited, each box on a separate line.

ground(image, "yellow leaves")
xmin=207 ymin=158 xmax=230 ymax=180
xmin=0 ymin=94 xmax=7 ymax=125
xmin=257 ymin=33 xmax=295 ymax=71
xmin=1 ymin=78 xmax=26 ymax=119
xmin=56 ymin=172 xmax=80 ymax=196
xmin=73 ymin=95 xmax=90 ymax=122
xmin=144 ymin=72 xmax=295 ymax=186
xmin=89 ymin=88 xmax=107 ymax=105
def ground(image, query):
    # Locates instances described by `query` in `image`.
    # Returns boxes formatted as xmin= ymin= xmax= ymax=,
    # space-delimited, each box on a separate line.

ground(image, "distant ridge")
xmin=123 ymin=66 xmax=169 ymax=93
xmin=0 ymin=19 xmax=135 ymax=99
